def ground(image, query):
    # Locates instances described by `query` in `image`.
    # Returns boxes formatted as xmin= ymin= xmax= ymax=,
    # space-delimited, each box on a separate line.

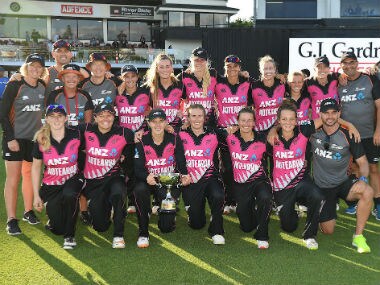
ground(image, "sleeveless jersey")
xmin=226 ymin=131 xmax=266 ymax=183
xmin=272 ymin=130 xmax=309 ymax=191
xmin=179 ymin=130 xmax=218 ymax=183
xmin=306 ymin=73 xmax=339 ymax=119
xmin=115 ymin=87 xmax=150 ymax=131
xmin=83 ymin=125 xmax=133 ymax=179
xmin=35 ymin=128 xmax=80 ymax=185
xmin=251 ymin=79 xmax=285 ymax=132
xmin=215 ymin=76 xmax=250 ymax=127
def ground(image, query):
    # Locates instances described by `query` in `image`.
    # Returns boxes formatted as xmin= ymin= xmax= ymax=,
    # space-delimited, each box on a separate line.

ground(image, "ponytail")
xmin=33 ymin=123 xmax=51 ymax=152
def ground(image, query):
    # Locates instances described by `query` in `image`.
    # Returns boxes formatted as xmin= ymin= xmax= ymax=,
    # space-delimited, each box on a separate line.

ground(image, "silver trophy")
xmin=157 ymin=172 xmax=180 ymax=213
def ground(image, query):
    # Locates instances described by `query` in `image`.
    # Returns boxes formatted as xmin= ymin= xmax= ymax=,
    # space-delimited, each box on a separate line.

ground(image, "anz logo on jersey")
xmin=314 ymin=147 xmax=342 ymax=161
xmin=21 ymin=104 xmax=41 ymax=112
xmin=340 ymin=92 xmax=366 ymax=102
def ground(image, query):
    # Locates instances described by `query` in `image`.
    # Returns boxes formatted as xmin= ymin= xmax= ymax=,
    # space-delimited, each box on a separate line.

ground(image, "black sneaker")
xmin=45 ymin=220 xmax=53 ymax=231
xmin=6 ymin=219 xmax=22 ymax=235
xmin=79 ymin=211 xmax=91 ymax=225
xmin=22 ymin=210 xmax=40 ymax=225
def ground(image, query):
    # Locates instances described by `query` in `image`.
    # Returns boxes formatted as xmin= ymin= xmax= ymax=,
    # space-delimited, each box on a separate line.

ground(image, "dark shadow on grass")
xmin=15 ymin=235 xmax=91 ymax=284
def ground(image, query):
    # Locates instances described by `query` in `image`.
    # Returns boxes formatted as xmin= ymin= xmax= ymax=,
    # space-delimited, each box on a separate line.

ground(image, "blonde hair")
xmin=190 ymin=56 xmax=211 ymax=98
xmin=33 ymin=124 xmax=52 ymax=152
xmin=287 ymin=71 xmax=304 ymax=83
xmin=144 ymin=53 xmax=178 ymax=108
xmin=258 ymin=55 xmax=277 ymax=80
xmin=20 ymin=63 xmax=49 ymax=79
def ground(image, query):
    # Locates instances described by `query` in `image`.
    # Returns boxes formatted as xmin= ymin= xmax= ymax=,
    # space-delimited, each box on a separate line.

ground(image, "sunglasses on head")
xmin=323 ymin=135 xmax=330 ymax=151
xmin=225 ymin=56 xmax=241 ymax=64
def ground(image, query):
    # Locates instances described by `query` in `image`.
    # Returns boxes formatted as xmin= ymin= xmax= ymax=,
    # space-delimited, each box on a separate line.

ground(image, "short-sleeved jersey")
xmin=306 ymin=73 xmax=339 ymax=119
xmin=82 ymin=124 xmax=134 ymax=179
xmin=285 ymin=91 xmax=311 ymax=125
xmin=114 ymin=87 xmax=151 ymax=132
xmin=215 ymin=76 xmax=250 ymax=127
xmin=47 ymin=88 xmax=94 ymax=126
xmin=33 ymin=127 xmax=81 ymax=185
xmin=79 ymin=77 xmax=121 ymax=107
xmin=0 ymin=78 xmax=45 ymax=141
xmin=271 ymin=122 xmax=315 ymax=191
xmin=310 ymin=126 xmax=365 ymax=188
xmin=250 ymin=78 xmax=285 ymax=132
xmin=338 ymin=73 xmax=380 ymax=139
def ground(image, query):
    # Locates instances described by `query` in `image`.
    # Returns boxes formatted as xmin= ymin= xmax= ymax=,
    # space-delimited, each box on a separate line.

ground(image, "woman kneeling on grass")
xmin=32 ymin=105 xmax=84 ymax=250
xmin=82 ymin=103 xmax=135 ymax=249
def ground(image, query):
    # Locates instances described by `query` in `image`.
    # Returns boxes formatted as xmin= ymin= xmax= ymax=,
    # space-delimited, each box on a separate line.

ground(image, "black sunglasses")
xmin=323 ymin=135 xmax=330 ymax=151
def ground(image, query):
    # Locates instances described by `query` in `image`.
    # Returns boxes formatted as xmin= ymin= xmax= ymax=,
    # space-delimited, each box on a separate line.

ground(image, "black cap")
xmin=25 ymin=53 xmax=45 ymax=67
xmin=94 ymin=103 xmax=116 ymax=115
xmin=315 ymin=55 xmax=329 ymax=67
xmin=53 ymin=40 xmax=71 ymax=51
xmin=192 ymin=47 xmax=208 ymax=60
xmin=148 ymin=109 xmax=166 ymax=121
xmin=86 ymin=53 xmax=111 ymax=70
xmin=320 ymin=98 xmax=340 ymax=113
xmin=341 ymin=51 xmax=357 ymax=62
xmin=301 ymin=68 xmax=310 ymax=78
xmin=224 ymin=55 xmax=242 ymax=65
xmin=121 ymin=64 xmax=138 ymax=75
xmin=45 ymin=104 xmax=67 ymax=116
xmin=57 ymin=63 xmax=82 ymax=80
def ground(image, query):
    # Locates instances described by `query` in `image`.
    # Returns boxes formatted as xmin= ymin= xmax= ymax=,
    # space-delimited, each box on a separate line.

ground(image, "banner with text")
xmin=289 ymin=38 xmax=380 ymax=73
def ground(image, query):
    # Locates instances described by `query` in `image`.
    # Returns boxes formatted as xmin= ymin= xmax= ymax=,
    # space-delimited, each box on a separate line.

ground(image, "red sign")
xmin=61 ymin=5 xmax=93 ymax=15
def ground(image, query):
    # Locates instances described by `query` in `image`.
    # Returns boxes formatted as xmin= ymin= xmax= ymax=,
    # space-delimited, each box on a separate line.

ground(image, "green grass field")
xmin=0 ymin=139 xmax=379 ymax=284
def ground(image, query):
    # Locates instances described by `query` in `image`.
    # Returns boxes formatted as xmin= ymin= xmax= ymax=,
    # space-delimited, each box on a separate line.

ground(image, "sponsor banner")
xmin=61 ymin=4 xmax=93 ymax=15
xmin=110 ymin=6 xmax=154 ymax=17
xmin=289 ymin=38 xmax=380 ymax=73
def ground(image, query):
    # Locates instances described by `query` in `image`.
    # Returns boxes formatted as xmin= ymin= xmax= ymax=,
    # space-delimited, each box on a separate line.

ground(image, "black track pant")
xmin=84 ymin=176 xmax=127 ymax=238
xmin=40 ymin=174 xmax=83 ymax=238
xmin=273 ymin=177 xmax=325 ymax=239
xmin=234 ymin=179 xmax=272 ymax=241
xmin=182 ymin=177 xmax=224 ymax=236
xmin=134 ymin=181 xmax=180 ymax=237
xmin=220 ymin=146 xmax=234 ymax=206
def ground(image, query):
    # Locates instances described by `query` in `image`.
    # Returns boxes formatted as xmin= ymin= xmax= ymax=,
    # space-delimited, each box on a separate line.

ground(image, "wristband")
xmin=359 ymin=176 xmax=368 ymax=183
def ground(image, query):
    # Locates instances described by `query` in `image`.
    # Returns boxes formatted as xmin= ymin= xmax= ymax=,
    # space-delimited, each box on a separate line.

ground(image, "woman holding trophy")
xmin=134 ymin=109 xmax=190 ymax=248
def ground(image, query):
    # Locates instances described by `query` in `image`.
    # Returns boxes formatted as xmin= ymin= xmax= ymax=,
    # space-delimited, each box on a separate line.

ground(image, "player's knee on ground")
xmin=279 ymin=209 xmax=298 ymax=233
xmin=188 ymin=210 xmax=206 ymax=230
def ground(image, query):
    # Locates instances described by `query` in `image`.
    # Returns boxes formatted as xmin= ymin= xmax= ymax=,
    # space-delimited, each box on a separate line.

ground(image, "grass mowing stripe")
xmin=330 ymin=254 xmax=380 ymax=273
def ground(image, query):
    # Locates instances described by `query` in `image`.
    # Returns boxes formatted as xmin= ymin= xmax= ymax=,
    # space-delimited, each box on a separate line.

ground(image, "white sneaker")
xmin=304 ymin=238 xmax=318 ymax=250
xmin=336 ymin=203 xmax=340 ymax=211
xmin=137 ymin=236 xmax=149 ymax=248
xmin=112 ymin=237 xmax=125 ymax=249
xmin=212 ymin=234 xmax=225 ymax=245
xmin=63 ymin=237 xmax=77 ymax=250
xmin=229 ymin=205 xmax=237 ymax=213
xmin=127 ymin=206 xmax=136 ymax=214
xmin=152 ymin=206 xmax=159 ymax=215
xmin=257 ymin=240 xmax=269 ymax=249
xmin=223 ymin=206 xmax=231 ymax=215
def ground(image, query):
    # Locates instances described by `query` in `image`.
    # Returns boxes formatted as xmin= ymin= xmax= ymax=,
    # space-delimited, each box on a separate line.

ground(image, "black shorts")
xmin=319 ymin=175 xmax=358 ymax=223
xmin=2 ymin=138 xmax=34 ymax=162
xmin=361 ymin=137 xmax=380 ymax=164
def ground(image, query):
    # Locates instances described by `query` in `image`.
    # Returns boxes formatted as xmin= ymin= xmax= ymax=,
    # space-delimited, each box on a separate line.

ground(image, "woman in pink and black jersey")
xmin=134 ymin=109 xmax=190 ymax=248
xmin=250 ymin=55 xmax=285 ymax=135
xmin=267 ymin=100 xmax=358 ymax=250
xmin=178 ymin=104 xmax=226 ymax=245
xmin=215 ymin=55 xmax=251 ymax=214
xmin=144 ymin=53 xmax=185 ymax=134
xmin=286 ymin=71 xmax=311 ymax=125
xmin=181 ymin=47 xmax=217 ymax=128
xmin=224 ymin=108 xmax=272 ymax=249
xmin=305 ymin=55 xmax=341 ymax=119
xmin=81 ymin=103 xmax=135 ymax=249
xmin=115 ymin=64 xmax=151 ymax=134
xmin=114 ymin=64 xmax=151 ymax=214
xmin=32 ymin=105 xmax=84 ymax=250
